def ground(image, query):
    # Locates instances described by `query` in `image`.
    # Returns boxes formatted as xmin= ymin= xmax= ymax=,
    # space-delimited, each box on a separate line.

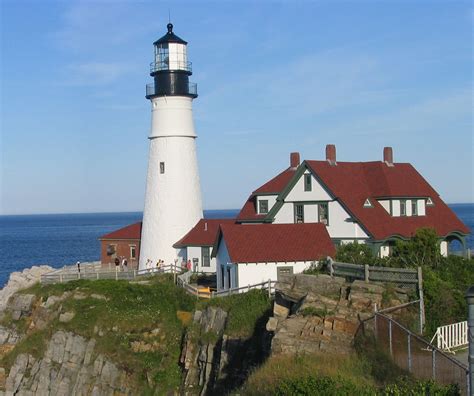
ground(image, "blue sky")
xmin=1 ymin=0 xmax=472 ymax=215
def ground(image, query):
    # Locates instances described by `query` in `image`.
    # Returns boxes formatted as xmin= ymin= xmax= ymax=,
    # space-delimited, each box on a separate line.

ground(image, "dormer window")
xmin=304 ymin=174 xmax=312 ymax=191
xmin=412 ymin=200 xmax=418 ymax=216
xmin=400 ymin=200 xmax=407 ymax=216
xmin=259 ymin=200 xmax=269 ymax=214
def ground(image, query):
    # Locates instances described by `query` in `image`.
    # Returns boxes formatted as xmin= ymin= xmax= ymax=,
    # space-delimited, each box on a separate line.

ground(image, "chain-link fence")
xmin=366 ymin=312 xmax=469 ymax=394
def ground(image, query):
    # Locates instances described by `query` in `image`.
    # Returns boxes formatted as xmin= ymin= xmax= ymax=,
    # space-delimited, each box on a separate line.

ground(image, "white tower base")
xmin=139 ymin=96 xmax=203 ymax=269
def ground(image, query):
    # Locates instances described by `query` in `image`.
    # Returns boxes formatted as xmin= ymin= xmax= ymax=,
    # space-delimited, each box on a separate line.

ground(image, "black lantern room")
xmin=146 ymin=23 xmax=197 ymax=99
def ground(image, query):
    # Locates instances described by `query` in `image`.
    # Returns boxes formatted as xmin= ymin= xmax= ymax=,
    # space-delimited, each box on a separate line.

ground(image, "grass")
xmin=240 ymin=352 xmax=377 ymax=395
xmin=200 ymin=289 xmax=272 ymax=337
xmin=2 ymin=276 xmax=196 ymax=394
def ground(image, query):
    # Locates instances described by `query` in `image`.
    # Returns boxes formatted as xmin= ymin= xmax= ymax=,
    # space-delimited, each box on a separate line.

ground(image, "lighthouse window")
xmin=160 ymin=162 xmax=165 ymax=174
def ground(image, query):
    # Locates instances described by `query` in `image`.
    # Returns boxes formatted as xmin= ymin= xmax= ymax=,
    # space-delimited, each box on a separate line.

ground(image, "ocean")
xmin=0 ymin=205 xmax=472 ymax=288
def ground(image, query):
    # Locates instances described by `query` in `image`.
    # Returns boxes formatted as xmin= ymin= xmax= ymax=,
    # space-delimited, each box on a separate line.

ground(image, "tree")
xmin=391 ymin=228 xmax=442 ymax=268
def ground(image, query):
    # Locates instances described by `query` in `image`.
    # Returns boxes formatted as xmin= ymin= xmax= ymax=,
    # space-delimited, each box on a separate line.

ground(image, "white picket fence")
xmin=430 ymin=321 xmax=468 ymax=353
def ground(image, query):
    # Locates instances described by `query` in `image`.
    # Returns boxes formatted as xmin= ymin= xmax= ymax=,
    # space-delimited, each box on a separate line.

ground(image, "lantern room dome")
xmin=153 ymin=23 xmax=188 ymax=45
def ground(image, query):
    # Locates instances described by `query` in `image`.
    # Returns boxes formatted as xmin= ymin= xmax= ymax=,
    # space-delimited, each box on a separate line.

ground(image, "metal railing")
xmin=430 ymin=321 xmax=469 ymax=353
xmin=145 ymin=82 xmax=197 ymax=97
xmin=150 ymin=60 xmax=192 ymax=73
xmin=362 ymin=311 xmax=469 ymax=395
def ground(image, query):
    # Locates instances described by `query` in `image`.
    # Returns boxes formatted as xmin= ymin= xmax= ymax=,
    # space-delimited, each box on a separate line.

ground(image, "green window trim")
xmin=201 ymin=247 xmax=211 ymax=267
xmin=304 ymin=174 xmax=312 ymax=191
xmin=258 ymin=199 xmax=269 ymax=214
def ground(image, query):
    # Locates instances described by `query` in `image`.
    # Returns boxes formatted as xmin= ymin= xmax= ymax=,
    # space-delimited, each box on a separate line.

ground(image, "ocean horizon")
xmin=0 ymin=204 xmax=472 ymax=288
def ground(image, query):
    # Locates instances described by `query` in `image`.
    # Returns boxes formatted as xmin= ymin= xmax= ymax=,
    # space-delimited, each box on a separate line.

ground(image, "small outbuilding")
xmin=174 ymin=218 xmax=236 ymax=273
xmin=99 ymin=222 xmax=142 ymax=269
xmin=212 ymin=223 xmax=336 ymax=291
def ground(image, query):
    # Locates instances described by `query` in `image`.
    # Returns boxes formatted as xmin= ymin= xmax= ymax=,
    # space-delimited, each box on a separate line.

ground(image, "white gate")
xmin=431 ymin=321 xmax=468 ymax=352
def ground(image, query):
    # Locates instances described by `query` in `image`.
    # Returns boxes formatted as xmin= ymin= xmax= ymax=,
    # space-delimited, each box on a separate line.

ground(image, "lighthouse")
xmin=139 ymin=23 xmax=203 ymax=270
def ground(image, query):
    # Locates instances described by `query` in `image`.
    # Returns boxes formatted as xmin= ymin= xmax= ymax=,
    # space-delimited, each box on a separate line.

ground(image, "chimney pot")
xmin=290 ymin=152 xmax=300 ymax=168
xmin=326 ymin=144 xmax=336 ymax=166
xmin=383 ymin=147 xmax=394 ymax=166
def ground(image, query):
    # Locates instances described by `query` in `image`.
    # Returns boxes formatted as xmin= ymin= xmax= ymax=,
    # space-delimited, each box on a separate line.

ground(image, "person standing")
xmin=76 ymin=261 xmax=81 ymax=273
xmin=114 ymin=257 xmax=120 ymax=271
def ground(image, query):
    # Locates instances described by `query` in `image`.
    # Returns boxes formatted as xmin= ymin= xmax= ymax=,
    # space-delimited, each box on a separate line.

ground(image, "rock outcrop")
xmin=269 ymin=274 xmax=409 ymax=356
xmin=3 ymin=331 xmax=134 ymax=395
xmin=0 ymin=266 xmax=53 ymax=313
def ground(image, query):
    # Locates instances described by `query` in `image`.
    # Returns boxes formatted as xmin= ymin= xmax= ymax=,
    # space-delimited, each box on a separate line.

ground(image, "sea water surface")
xmin=0 ymin=205 xmax=472 ymax=288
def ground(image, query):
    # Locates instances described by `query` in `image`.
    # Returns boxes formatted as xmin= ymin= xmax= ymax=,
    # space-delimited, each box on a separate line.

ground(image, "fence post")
xmin=268 ymin=279 xmax=272 ymax=298
xmin=115 ymin=270 xmax=118 ymax=281
xmin=417 ymin=266 xmax=425 ymax=333
xmin=60 ymin=274 xmax=63 ymax=283
xmin=364 ymin=264 xmax=369 ymax=282
xmin=432 ymin=349 xmax=436 ymax=380
xmin=389 ymin=320 xmax=393 ymax=356
xmin=407 ymin=334 xmax=412 ymax=372
xmin=328 ymin=257 xmax=334 ymax=277
xmin=96 ymin=272 xmax=99 ymax=280
xmin=465 ymin=285 xmax=474 ymax=396
xmin=374 ymin=303 xmax=378 ymax=340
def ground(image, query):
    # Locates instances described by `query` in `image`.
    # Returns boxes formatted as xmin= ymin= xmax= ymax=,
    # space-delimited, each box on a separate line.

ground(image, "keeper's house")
xmin=99 ymin=222 xmax=141 ymax=268
xmin=236 ymin=146 xmax=469 ymax=257
xmin=212 ymin=223 xmax=335 ymax=291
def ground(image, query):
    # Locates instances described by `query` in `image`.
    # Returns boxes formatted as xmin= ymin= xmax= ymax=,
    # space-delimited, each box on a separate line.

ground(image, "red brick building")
xmin=99 ymin=222 xmax=142 ymax=269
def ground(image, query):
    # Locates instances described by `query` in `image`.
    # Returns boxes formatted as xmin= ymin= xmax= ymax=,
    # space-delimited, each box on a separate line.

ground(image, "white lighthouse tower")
xmin=139 ymin=23 xmax=203 ymax=270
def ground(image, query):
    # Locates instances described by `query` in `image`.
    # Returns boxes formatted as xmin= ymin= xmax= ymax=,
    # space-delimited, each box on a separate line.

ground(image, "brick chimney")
xmin=383 ymin=147 xmax=394 ymax=167
xmin=326 ymin=144 xmax=336 ymax=166
xmin=290 ymin=152 xmax=300 ymax=169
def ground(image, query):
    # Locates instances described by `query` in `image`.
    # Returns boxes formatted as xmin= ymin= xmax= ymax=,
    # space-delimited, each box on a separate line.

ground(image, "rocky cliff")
xmin=0 ymin=269 xmax=411 ymax=395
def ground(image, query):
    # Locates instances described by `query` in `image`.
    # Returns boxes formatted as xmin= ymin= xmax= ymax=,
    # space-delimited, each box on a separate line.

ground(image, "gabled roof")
xmin=214 ymin=223 xmax=335 ymax=263
xmin=99 ymin=222 xmax=142 ymax=240
xmin=236 ymin=167 xmax=297 ymax=222
xmin=174 ymin=218 xmax=236 ymax=248
xmin=305 ymin=160 xmax=469 ymax=240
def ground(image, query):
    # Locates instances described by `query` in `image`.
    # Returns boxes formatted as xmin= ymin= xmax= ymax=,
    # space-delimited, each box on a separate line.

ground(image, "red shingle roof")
xmin=99 ymin=222 xmax=142 ymax=240
xmin=306 ymin=160 xmax=469 ymax=240
xmin=237 ymin=167 xmax=296 ymax=221
xmin=174 ymin=218 xmax=236 ymax=247
xmin=216 ymin=223 xmax=335 ymax=263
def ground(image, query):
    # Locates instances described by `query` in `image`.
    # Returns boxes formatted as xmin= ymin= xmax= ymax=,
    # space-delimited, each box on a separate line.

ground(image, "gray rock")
xmin=266 ymin=317 xmax=278 ymax=332
xmin=59 ymin=311 xmax=75 ymax=323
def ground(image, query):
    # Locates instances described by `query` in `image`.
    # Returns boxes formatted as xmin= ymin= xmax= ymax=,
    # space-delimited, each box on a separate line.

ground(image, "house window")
xmin=412 ymin=200 xmax=418 ymax=216
xmin=318 ymin=203 xmax=329 ymax=225
xmin=426 ymin=197 xmax=434 ymax=206
xmin=130 ymin=245 xmax=136 ymax=259
xmin=106 ymin=244 xmax=116 ymax=256
xmin=294 ymin=204 xmax=304 ymax=223
xmin=221 ymin=266 xmax=225 ymax=289
xmin=160 ymin=162 xmax=165 ymax=174
xmin=304 ymin=174 xmax=312 ymax=191
xmin=202 ymin=247 xmax=211 ymax=267
xmin=259 ymin=200 xmax=269 ymax=214
xmin=400 ymin=200 xmax=407 ymax=216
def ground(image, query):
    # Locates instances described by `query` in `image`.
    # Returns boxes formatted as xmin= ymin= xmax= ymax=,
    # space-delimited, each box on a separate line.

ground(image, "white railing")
xmin=430 ymin=321 xmax=468 ymax=353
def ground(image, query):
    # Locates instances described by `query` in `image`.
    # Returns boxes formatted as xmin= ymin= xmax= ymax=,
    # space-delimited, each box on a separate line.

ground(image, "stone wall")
xmin=267 ymin=274 xmax=409 ymax=356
